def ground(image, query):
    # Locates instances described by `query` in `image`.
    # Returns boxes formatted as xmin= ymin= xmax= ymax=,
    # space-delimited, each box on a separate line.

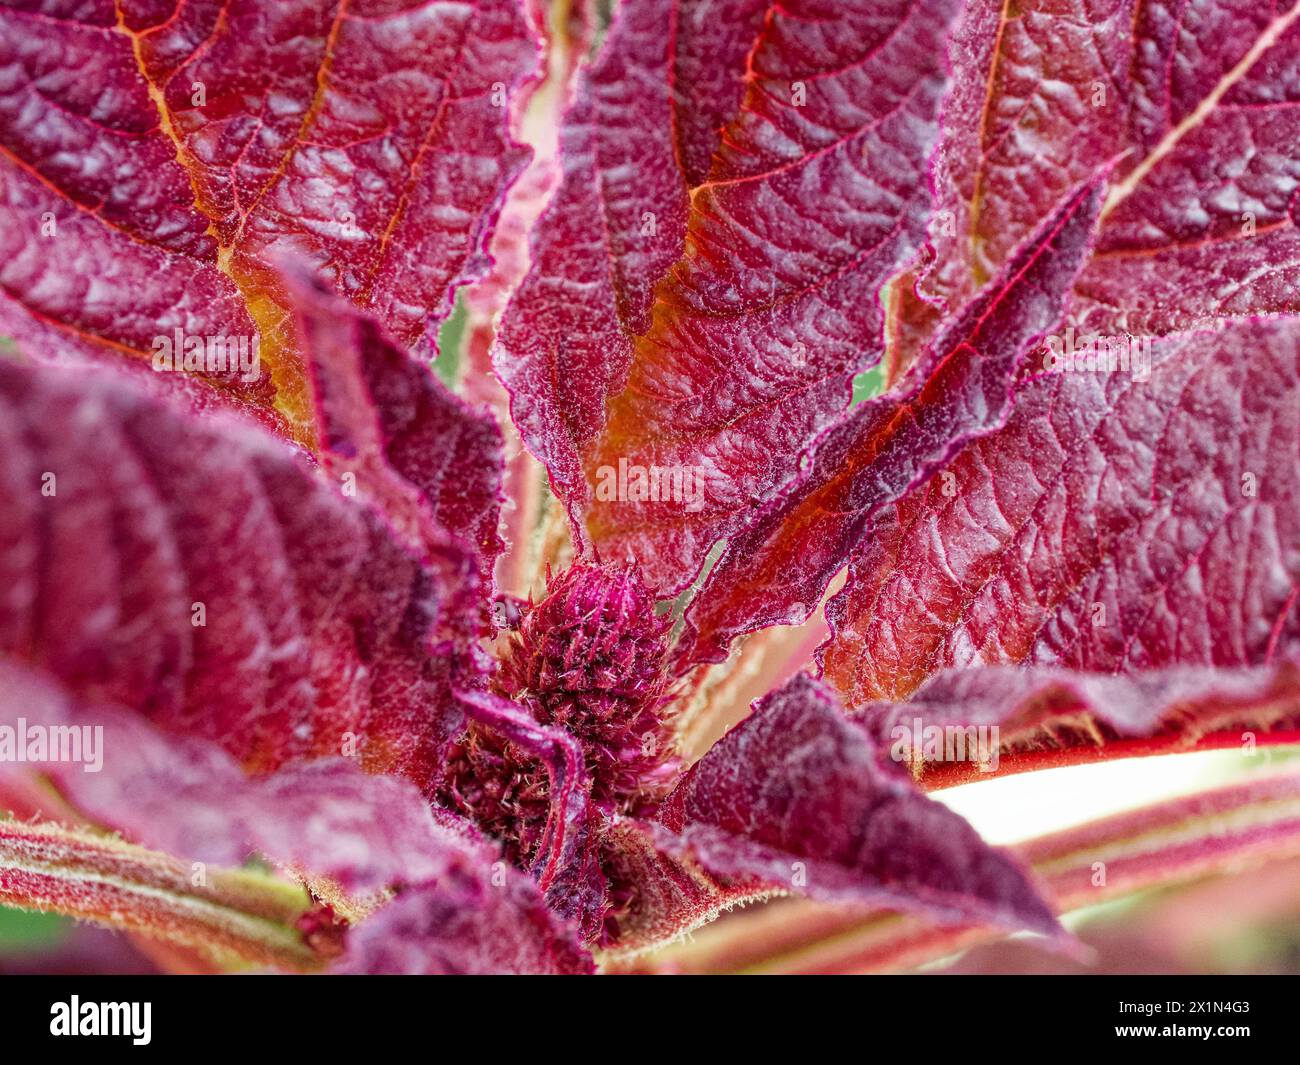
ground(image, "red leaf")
xmin=912 ymin=0 xmax=1300 ymax=374
xmin=600 ymin=816 xmax=771 ymax=953
xmin=0 ymin=356 xmax=480 ymax=793
xmin=0 ymin=659 xmax=462 ymax=892
xmin=285 ymin=264 xmax=505 ymax=587
xmin=642 ymin=674 xmax=1061 ymax=943
xmin=498 ymin=0 xmax=962 ymax=591
xmin=676 ymin=175 xmax=1106 ymax=669
xmin=337 ymin=857 xmax=594 ymax=975
xmin=0 ymin=660 xmax=594 ymax=973
xmin=0 ymin=0 xmax=537 ymax=434
xmin=821 ymin=317 xmax=1300 ymax=705
xmin=852 ymin=659 xmax=1300 ymax=788
xmin=620 ymin=767 xmax=1300 ymax=974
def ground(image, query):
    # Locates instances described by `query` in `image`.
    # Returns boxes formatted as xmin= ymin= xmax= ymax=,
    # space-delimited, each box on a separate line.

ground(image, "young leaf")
xmin=337 ymin=855 xmax=595 ymax=975
xmin=599 ymin=816 xmax=773 ymax=953
xmin=676 ymin=175 xmax=1106 ymax=669
xmin=452 ymin=687 xmax=606 ymax=938
xmin=498 ymin=0 xmax=962 ymax=591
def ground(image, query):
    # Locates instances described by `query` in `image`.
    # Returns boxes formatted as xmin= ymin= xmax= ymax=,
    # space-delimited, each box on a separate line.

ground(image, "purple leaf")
xmin=0 ymin=660 xmax=593 ymax=974
xmin=0 ymin=0 xmax=538 ymax=435
xmin=337 ymin=858 xmax=594 ymax=975
xmin=677 ymin=175 xmax=1106 ymax=669
xmin=852 ymin=659 xmax=1300 ymax=787
xmin=911 ymin=0 xmax=1300 ymax=375
xmin=0 ymin=659 xmax=463 ymax=892
xmin=645 ymin=674 xmax=1062 ymax=941
xmin=600 ymin=816 xmax=769 ymax=953
xmin=0 ymin=355 xmax=477 ymax=793
xmin=285 ymin=264 xmax=506 ymax=588
xmin=821 ymin=317 xmax=1300 ymax=704
xmin=498 ymin=0 xmax=962 ymax=592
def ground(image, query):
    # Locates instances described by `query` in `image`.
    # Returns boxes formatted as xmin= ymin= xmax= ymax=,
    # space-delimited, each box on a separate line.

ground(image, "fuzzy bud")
xmin=499 ymin=563 xmax=677 ymax=811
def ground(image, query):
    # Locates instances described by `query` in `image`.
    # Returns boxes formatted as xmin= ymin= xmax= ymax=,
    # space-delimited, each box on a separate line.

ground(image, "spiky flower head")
xmin=498 ymin=562 xmax=678 ymax=812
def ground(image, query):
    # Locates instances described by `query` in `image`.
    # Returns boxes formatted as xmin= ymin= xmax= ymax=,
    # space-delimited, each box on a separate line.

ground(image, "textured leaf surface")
xmin=286 ymin=265 xmax=505 ymax=586
xmin=0 ymin=659 xmax=459 ymax=891
xmin=621 ymin=767 xmax=1300 ymax=974
xmin=913 ymin=0 xmax=1300 ymax=365
xmin=0 ymin=0 xmax=536 ymax=432
xmin=822 ymin=317 xmax=1300 ymax=705
xmin=645 ymin=674 xmax=1060 ymax=940
xmin=0 ymin=356 xmax=476 ymax=792
xmin=677 ymin=177 xmax=1105 ymax=668
xmin=599 ymin=815 xmax=772 ymax=953
xmin=0 ymin=659 xmax=594 ymax=973
xmin=498 ymin=0 xmax=961 ymax=591
xmin=852 ymin=660 xmax=1300 ymax=788
xmin=337 ymin=857 xmax=595 ymax=975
